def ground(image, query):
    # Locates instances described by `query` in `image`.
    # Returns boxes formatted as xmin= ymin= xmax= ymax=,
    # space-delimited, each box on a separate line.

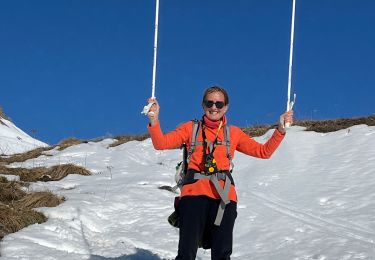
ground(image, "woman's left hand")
xmin=277 ymin=110 xmax=294 ymax=134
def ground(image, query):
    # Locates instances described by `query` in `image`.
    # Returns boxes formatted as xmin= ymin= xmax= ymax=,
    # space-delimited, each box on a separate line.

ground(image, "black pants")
xmin=175 ymin=196 xmax=237 ymax=260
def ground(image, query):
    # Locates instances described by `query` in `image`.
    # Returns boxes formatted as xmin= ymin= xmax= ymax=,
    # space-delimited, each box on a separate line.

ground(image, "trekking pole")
xmin=142 ymin=0 xmax=160 ymax=115
xmin=285 ymin=0 xmax=297 ymax=127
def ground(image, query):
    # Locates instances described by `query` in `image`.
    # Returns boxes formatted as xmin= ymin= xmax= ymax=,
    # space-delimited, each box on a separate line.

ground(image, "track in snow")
xmin=249 ymin=191 xmax=375 ymax=246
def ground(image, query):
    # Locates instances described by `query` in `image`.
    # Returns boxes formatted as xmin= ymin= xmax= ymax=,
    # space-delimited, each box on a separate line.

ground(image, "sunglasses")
xmin=204 ymin=100 xmax=226 ymax=109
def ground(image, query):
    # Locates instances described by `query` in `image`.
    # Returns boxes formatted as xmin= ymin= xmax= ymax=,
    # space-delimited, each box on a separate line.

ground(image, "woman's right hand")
xmin=147 ymin=97 xmax=160 ymax=125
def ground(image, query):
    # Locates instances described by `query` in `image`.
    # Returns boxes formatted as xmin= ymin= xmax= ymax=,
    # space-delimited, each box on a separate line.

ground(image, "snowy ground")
xmin=0 ymin=118 xmax=47 ymax=155
xmin=1 ymin=125 xmax=375 ymax=259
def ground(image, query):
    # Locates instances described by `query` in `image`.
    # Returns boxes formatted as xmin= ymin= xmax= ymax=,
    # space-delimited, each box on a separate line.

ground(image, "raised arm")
xmin=146 ymin=98 xmax=191 ymax=150
xmin=236 ymin=110 xmax=293 ymax=158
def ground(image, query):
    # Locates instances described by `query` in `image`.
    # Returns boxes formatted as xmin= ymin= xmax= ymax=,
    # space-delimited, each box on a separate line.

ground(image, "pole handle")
xmin=285 ymin=93 xmax=296 ymax=128
xmin=141 ymin=102 xmax=155 ymax=115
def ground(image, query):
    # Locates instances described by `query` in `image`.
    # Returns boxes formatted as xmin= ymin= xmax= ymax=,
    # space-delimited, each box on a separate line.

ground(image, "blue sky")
xmin=1 ymin=0 xmax=374 ymax=144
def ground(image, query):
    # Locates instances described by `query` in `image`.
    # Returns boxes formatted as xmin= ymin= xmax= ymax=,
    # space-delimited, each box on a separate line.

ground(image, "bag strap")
xmin=186 ymin=120 xmax=233 ymax=170
xmin=223 ymin=125 xmax=234 ymax=172
xmin=182 ymin=121 xmax=234 ymax=226
xmin=186 ymin=119 xmax=201 ymax=164
xmin=193 ymin=171 xmax=232 ymax=226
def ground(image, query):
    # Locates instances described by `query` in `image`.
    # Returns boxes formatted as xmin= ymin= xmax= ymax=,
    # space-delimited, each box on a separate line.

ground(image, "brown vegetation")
xmin=0 ymin=147 xmax=52 ymax=164
xmin=242 ymin=115 xmax=375 ymax=137
xmin=109 ymin=133 xmax=150 ymax=147
xmin=295 ymin=115 xmax=375 ymax=133
xmin=15 ymin=192 xmax=65 ymax=210
xmin=0 ymin=163 xmax=89 ymax=240
xmin=0 ymin=106 xmax=11 ymax=122
xmin=0 ymin=164 xmax=91 ymax=182
xmin=0 ymin=138 xmax=89 ymax=164
xmin=0 ymin=176 xmax=64 ymax=240
xmin=0 ymin=177 xmax=26 ymax=204
xmin=242 ymin=124 xmax=276 ymax=137
xmin=57 ymin=137 xmax=87 ymax=151
xmin=0 ymin=204 xmax=47 ymax=239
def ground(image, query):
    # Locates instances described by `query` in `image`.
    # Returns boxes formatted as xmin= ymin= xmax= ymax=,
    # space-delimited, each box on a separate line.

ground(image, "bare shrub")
xmin=109 ymin=133 xmax=150 ymax=148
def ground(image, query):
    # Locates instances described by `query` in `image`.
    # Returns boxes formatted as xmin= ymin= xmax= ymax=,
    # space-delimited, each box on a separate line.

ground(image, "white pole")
xmin=141 ymin=0 xmax=160 ymax=115
xmin=287 ymin=0 xmax=296 ymax=112
xmin=151 ymin=0 xmax=160 ymax=98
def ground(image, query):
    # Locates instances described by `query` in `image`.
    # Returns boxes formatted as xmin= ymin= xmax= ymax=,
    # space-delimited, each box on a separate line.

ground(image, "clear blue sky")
xmin=1 ymin=0 xmax=374 ymax=144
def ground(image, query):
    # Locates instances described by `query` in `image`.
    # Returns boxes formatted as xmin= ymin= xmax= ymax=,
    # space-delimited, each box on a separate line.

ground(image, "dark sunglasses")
xmin=204 ymin=100 xmax=226 ymax=109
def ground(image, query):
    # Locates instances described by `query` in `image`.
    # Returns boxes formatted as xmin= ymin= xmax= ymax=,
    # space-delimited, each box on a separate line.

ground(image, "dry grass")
xmin=0 ymin=204 xmax=47 ymax=239
xmin=42 ymin=164 xmax=91 ymax=181
xmin=295 ymin=115 xmax=375 ymax=133
xmin=0 ymin=177 xmax=65 ymax=240
xmin=242 ymin=124 xmax=276 ymax=137
xmin=0 ymin=147 xmax=52 ymax=164
xmin=57 ymin=137 xmax=87 ymax=151
xmin=109 ymin=133 xmax=150 ymax=148
xmin=0 ymin=106 xmax=11 ymax=122
xmin=0 ymin=138 xmax=88 ymax=165
xmin=0 ymin=164 xmax=82 ymax=241
xmin=0 ymin=138 xmax=90 ymax=166
xmin=15 ymin=191 xmax=65 ymax=210
xmin=0 ymin=164 xmax=91 ymax=182
xmin=0 ymin=177 xmax=26 ymax=204
xmin=0 ymin=134 xmax=94 ymax=242
xmin=242 ymin=115 xmax=375 ymax=137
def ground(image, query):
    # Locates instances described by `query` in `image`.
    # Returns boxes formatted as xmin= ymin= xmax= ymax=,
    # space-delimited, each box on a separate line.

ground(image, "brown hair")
xmin=202 ymin=86 xmax=229 ymax=105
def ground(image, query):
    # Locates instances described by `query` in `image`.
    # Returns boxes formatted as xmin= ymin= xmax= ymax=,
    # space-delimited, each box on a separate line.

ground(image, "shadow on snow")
xmin=90 ymin=248 xmax=169 ymax=260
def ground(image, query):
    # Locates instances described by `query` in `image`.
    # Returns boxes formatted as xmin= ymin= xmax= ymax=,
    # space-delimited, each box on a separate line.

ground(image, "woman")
xmin=147 ymin=86 xmax=293 ymax=260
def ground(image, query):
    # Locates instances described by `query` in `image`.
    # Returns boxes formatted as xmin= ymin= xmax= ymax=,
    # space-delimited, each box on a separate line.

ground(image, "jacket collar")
xmin=202 ymin=115 xmax=227 ymax=129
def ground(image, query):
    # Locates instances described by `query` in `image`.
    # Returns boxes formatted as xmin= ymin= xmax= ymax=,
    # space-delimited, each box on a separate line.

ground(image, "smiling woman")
xmin=144 ymin=85 xmax=294 ymax=259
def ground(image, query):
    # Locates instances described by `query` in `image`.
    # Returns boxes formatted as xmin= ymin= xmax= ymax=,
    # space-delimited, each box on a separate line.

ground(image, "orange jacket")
xmin=148 ymin=118 xmax=285 ymax=202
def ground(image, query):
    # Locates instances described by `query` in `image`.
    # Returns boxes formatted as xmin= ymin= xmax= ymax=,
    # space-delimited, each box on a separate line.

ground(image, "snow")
xmin=0 ymin=117 xmax=48 ymax=155
xmin=1 ymin=123 xmax=375 ymax=259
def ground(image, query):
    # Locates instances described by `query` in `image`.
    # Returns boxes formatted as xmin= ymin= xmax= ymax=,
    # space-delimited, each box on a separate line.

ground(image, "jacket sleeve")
xmin=147 ymin=121 xmax=191 ymax=150
xmin=235 ymin=127 xmax=285 ymax=159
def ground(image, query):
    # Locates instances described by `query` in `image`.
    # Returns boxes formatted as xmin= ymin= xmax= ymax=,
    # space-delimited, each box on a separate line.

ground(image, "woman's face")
xmin=203 ymin=91 xmax=228 ymax=121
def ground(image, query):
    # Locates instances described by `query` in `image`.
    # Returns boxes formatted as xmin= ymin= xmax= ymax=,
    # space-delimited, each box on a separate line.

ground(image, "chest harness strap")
xmin=184 ymin=119 xmax=234 ymax=226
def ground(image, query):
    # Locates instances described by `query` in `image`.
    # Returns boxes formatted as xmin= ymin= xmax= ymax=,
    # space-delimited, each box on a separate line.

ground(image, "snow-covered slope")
xmin=1 ymin=125 xmax=375 ymax=259
xmin=0 ymin=117 xmax=48 ymax=155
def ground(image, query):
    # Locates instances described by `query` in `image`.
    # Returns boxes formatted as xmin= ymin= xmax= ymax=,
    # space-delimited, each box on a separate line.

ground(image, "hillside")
xmin=0 ymin=116 xmax=374 ymax=259
xmin=0 ymin=116 xmax=48 ymax=156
